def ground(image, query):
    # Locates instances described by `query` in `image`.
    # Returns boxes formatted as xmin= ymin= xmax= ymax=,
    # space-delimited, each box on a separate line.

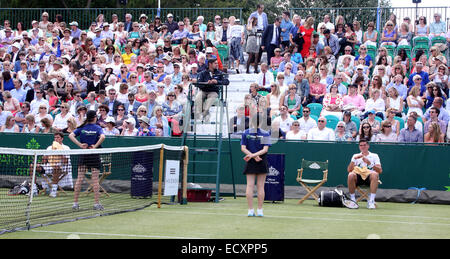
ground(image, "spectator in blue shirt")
xmin=407 ymin=62 xmax=429 ymax=95
xmin=171 ymin=22 xmax=189 ymax=44
xmin=92 ymin=28 xmax=103 ymax=48
xmin=70 ymin=21 xmax=82 ymax=39
xmin=386 ymin=74 xmax=408 ymax=100
xmin=247 ymin=4 xmax=268 ymax=31
xmin=280 ymin=11 xmax=294 ymax=50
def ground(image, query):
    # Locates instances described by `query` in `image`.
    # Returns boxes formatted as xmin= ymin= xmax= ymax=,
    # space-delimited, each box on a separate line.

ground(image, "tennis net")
xmin=0 ymin=144 xmax=188 ymax=234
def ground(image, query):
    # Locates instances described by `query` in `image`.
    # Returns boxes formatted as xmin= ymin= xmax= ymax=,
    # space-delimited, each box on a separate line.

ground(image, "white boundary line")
xmin=151 ymin=210 xmax=450 ymax=227
xmin=31 ymin=229 xmax=203 ymax=239
xmin=165 ymin=206 xmax=450 ymax=221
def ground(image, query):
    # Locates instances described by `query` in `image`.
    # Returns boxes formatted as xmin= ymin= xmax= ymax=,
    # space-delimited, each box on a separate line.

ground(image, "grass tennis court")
xmin=1 ymin=197 xmax=449 ymax=239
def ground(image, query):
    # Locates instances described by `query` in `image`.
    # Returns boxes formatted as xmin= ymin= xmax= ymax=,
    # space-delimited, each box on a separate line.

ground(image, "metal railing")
xmin=0 ymin=8 xmax=243 ymax=30
xmin=0 ymin=6 xmax=448 ymax=31
xmin=289 ymin=6 xmax=450 ymax=30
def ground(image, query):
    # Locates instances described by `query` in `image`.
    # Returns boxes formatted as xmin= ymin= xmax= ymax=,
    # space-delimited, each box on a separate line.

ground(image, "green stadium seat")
xmin=351 ymin=115 xmax=361 ymax=131
xmin=394 ymin=116 xmax=405 ymax=130
xmin=366 ymin=45 xmax=377 ymax=61
xmin=216 ymin=44 xmax=229 ymax=66
xmin=324 ymin=115 xmax=340 ymax=130
xmin=413 ymin=36 xmax=429 ymax=49
xmin=257 ymin=91 xmax=268 ymax=96
xmin=306 ymin=103 xmax=323 ymax=118
xmin=375 ymin=116 xmax=383 ymax=123
xmin=431 ymin=36 xmax=446 ymax=47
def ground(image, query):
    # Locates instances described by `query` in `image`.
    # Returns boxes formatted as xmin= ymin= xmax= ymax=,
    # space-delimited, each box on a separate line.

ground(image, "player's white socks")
xmin=370 ymin=193 xmax=376 ymax=203
xmin=50 ymin=184 xmax=58 ymax=197
xmin=350 ymin=193 xmax=356 ymax=202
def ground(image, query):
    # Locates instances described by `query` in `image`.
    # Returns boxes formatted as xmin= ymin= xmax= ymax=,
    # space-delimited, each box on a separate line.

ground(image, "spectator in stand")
xmin=256 ymin=63 xmax=274 ymax=90
xmin=293 ymin=70 xmax=309 ymax=106
xmin=399 ymin=114 xmax=424 ymax=142
xmin=280 ymin=11 xmax=294 ymax=50
xmin=414 ymin=16 xmax=429 ymax=39
xmin=335 ymin=121 xmax=352 ymax=141
xmin=248 ymin=3 xmax=268 ymax=31
xmin=164 ymin=13 xmax=178 ymax=34
xmin=407 ymin=62 xmax=429 ymax=94
xmin=286 ymin=120 xmax=303 ymax=140
xmin=121 ymin=117 xmax=138 ymax=136
xmin=321 ymin=84 xmax=344 ymax=119
xmin=261 ymin=17 xmax=282 ymax=66
xmin=245 ymin=17 xmax=259 ymax=69
xmin=423 ymin=97 xmax=449 ymax=126
xmin=171 ymin=22 xmax=189 ymax=44
xmin=423 ymin=106 xmax=447 ymax=136
xmin=0 ymin=115 xmax=20 ymax=132
xmin=343 ymin=84 xmax=365 ymax=117
xmin=424 ymin=121 xmax=445 ymax=143
xmin=322 ymin=29 xmax=340 ymax=57
xmin=380 ymin=21 xmax=397 ymax=47
xmin=342 ymin=110 xmax=357 ymax=139
xmin=429 ymin=13 xmax=446 ymax=39
xmin=307 ymin=116 xmax=335 ymax=141
xmin=307 ymin=73 xmax=326 ymax=104
xmin=272 ymin=105 xmax=294 ymax=133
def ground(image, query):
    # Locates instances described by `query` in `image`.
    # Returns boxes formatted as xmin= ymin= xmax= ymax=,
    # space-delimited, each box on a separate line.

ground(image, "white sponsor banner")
xmin=164 ymin=160 xmax=180 ymax=196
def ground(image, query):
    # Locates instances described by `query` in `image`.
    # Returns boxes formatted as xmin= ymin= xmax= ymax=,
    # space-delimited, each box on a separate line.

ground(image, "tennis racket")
xmin=335 ymin=189 xmax=359 ymax=209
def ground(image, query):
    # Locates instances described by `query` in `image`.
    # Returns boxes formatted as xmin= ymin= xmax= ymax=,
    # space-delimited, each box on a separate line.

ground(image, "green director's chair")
xmin=296 ymin=159 xmax=328 ymax=204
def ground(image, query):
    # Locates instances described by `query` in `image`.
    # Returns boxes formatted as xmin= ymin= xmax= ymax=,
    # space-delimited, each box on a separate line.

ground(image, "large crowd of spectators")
xmin=0 ymin=5 xmax=449 ymax=143
xmin=231 ymin=6 xmax=450 ymax=144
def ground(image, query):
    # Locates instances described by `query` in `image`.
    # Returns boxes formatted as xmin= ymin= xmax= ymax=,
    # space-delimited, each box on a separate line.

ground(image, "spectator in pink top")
xmin=343 ymin=84 xmax=366 ymax=117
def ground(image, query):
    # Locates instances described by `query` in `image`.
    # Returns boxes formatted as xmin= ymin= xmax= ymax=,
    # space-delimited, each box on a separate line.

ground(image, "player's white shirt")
xmin=351 ymin=152 xmax=381 ymax=170
xmin=43 ymin=143 xmax=73 ymax=188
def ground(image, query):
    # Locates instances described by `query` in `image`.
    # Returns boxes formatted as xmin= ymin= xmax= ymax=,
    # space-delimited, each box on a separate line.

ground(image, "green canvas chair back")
xmin=299 ymin=159 xmax=329 ymax=182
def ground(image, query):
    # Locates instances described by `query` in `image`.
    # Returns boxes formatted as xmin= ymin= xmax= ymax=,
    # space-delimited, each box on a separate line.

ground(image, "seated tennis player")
xmin=30 ymin=132 xmax=73 ymax=197
xmin=346 ymin=139 xmax=382 ymax=209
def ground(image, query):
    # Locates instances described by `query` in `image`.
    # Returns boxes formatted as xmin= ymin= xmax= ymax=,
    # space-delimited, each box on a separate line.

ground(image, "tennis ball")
xmin=366 ymin=233 xmax=381 ymax=239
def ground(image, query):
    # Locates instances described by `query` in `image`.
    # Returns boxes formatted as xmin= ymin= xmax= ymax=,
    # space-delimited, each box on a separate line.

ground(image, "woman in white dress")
xmin=385 ymin=87 xmax=403 ymax=117
xmin=266 ymin=82 xmax=282 ymax=117
xmin=407 ymin=85 xmax=425 ymax=117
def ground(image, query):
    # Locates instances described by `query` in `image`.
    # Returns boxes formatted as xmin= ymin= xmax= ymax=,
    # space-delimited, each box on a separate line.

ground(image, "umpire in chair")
xmin=194 ymin=58 xmax=229 ymax=123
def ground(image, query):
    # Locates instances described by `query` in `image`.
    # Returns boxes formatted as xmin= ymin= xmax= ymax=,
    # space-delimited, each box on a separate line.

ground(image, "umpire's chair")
xmin=296 ymin=159 xmax=329 ymax=204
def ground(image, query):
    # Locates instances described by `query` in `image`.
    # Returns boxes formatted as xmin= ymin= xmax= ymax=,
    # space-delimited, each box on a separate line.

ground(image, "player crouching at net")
xmin=347 ymin=139 xmax=382 ymax=209
xmin=241 ymin=113 xmax=271 ymax=217
xmin=69 ymin=110 xmax=105 ymax=211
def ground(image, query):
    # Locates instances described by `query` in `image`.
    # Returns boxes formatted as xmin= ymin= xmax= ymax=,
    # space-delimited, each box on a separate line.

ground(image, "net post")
xmin=181 ymin=146 xmax=189 ymax=205
xmin=26 ymin=152 xmax=38 ymax=230
xmin=157 ymin=144 xmax=165 ymax=208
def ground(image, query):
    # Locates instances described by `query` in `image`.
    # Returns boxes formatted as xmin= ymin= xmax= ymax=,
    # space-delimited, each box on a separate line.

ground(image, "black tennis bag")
xmin=318 ymin=189 xmax=344 ymax=207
